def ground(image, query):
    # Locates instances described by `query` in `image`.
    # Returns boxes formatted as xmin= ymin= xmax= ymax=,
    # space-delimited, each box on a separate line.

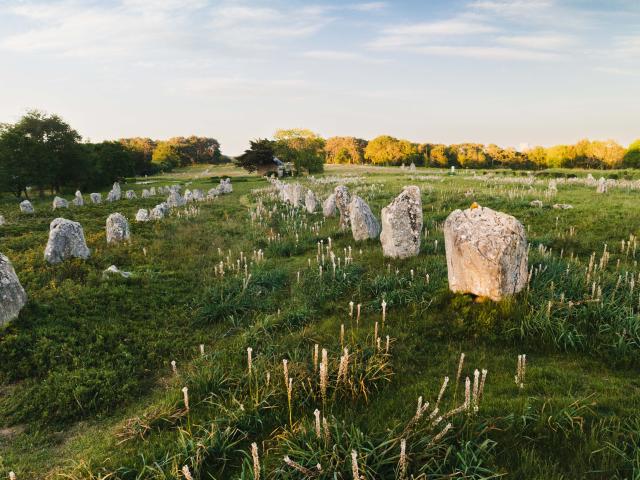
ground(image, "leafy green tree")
xmin=85 ymin=141 xmax=137 ymax=185
xmin=166 ymin=136 xmax=222 ymax=166
xmin=623 ymin=139 xmax=640 ymax=168
xmin=236 ymin=138 xmax=276 ymax=173
xmin=152 ymin=141 xmax=180 ymax=170
xmin=0 ymin=110 xmax=81 ymax=197
xmin=273 ymin=129 xmax=325 ymax=174
xmin=119 ymin=137 xmax=156 ymax=174
xmin=324 ymin=136 xmax=367 ymax=164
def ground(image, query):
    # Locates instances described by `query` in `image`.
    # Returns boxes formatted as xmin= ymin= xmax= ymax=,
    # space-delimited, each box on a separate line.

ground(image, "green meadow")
xmin=1 ymin=164 xmax=639 ymax=479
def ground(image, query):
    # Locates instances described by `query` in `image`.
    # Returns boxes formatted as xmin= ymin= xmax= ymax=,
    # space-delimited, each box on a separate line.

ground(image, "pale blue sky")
xmin=1 ymin=0 xmax=639 ymax=155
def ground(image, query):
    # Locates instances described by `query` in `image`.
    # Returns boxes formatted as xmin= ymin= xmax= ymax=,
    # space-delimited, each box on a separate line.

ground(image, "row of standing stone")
xmin=0 ymin=178 xmax=234 ymax=326
xmin=272 ymin=181 xmax=528 ymax=302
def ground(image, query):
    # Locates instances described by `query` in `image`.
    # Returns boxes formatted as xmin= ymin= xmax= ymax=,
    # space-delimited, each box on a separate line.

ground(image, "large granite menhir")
xmin=444 ymin=205 xmax=528 ymax=301
xmin=349 ymin=195 xmax=379 ymax=241
xmin=380 ymin=186 xmax=423 ymax=258
xmin=44 ymin=218 xmax=91 ymax=264
xmin=0 ymin=252 xmax=27 ymax=326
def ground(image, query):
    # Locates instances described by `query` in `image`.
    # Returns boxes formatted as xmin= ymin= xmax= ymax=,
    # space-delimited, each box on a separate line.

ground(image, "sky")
xmin=0 ymin=0 xmax=639 ymax=155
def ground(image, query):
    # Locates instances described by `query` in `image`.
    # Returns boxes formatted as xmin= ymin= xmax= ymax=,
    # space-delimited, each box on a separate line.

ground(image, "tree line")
xmin=0 ymin=111 xmax=225 ymax=198
xmin=238 ymin=129 xmax=640 ymax=175
xmin=325 ymin=135 xmax=640 ymax=170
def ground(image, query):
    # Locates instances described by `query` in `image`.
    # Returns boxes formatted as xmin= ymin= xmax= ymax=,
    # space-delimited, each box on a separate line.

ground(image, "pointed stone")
xmin=380 ymin=186 xmax=423 ymax=258
xmin=349 ymin=195 xmax=380 ymax=241
xmin=0 ymin=253 xmax=27 ymax=326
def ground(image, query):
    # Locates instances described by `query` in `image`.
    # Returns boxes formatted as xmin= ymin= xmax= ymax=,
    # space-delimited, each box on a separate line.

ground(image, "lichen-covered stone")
xmin=219 ymin=178 xmax=233 ymax=194
xmin=596 ymin=177 xmax=607 ymax=194
xmin=323 ymin=194 xmax=336 ymax=217
xmin=107 ymin=182 xmax=121 ymax=202
xmin=167 ymin=191 xmax=186 ymax=208
xmin=125 ymin=190 xmax=137 ymax=200
xmin=90 ymin=193 xmax=102 ymax=204
xmin=150 ymin=203 xmax=169 ymax=220
xmin=106 ymin=213 xmax=130 ymax=244
xmin=0 ymin=252 xmax=27 ymax=326
xmin=305 ymin=190 xmax=318 ymax=213
xmin=135 ymin=209 xmax=150 ymax=222
xmin=349 ymin=195 xmax=380 ymax=241
xmin=380 ymin=186 xmax=423 ymax=258
xmin=444 ymin=205 xmax=528 ymax=301
xmin=334 ymin=186 xmax=351 ymax=230
xmin=52 ymin=196 xmax=68 ymax=210
xmin=19 ymin=200 xmax=34 ymax=214
xmin=73 ymin=191 xmax=84 ymax=206
xmin=529 ymin=200 xmax=543 ymax=208
xmin=44 ymin=218 xmax=91 ymax=264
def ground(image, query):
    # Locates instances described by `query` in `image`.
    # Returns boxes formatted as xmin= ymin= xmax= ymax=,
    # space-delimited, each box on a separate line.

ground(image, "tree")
xmin=85 ymin=141 xmax=137 ymax=185
xmin=0 ymin=110 xmax=81 ymax=197
xmin=273 ymin=129 xmax=325 ymax=174
xmin=427 ymin=144 xmax=452 ymax=167
xmin=364 ymin=135 xmax=419 ymax=165
xmin=119 ymin=137 xmax=156 ymax=174
xmin=324 ymin=136 xmax=367 ymax=164
xmin=152 ymin=141 xmax=180 ymax=170
xmin=236 ymin=139 xmax=276 ymax=173
xmin=527 ymin=146 xmax=548 ymax=169
xmin=166 ymin=136 xmax=222 ymax=166
xmin=623 ymin=139 xmax=640 ymax=168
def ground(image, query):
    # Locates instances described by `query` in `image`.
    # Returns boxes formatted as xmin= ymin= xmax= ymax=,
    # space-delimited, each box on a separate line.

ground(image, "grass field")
xmin=1 ymin=164 xmax=640 ymax=479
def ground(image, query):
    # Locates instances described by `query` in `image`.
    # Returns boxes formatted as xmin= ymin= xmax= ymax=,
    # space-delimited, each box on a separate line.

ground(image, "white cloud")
xmin=496 ymin=34 xmax=575 ymax=50
xmin=348 ymin=2 xmax=387 ymax=12
xmin=412 ymin=45 xmax=560 ymax=60
xmin=302 ymin=50 xmax=362 ymax=60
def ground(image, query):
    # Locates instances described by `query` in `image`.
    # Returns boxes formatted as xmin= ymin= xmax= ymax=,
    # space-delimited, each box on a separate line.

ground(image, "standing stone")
xmin=219 ymin=178 xmax=233 ymax=194
xmin=184 ymin=189 xmax=194 ymax=202
xmin=107 ymin=182 xmax=122 ymax=202
xmin=596 ymin=177 xmax=607 ymax=194
xmin=548 ymin=179 xmax=557 ymax=195
xmin=135 ymin=209 xmax=150 ymax=222
xmin=409 ymin=162 xmax=416 ymax=172
xmin=192 ymin=189 xmax=204 ymax=202
xmin=348 ymin=195 xmax=380 ymax=241
xmin=0 ymin=215 xmax=5 ymax=226
xmin=90 ymin=193 xmax=102 ymax=204
xmin=289 ymin=184 xmax=304 ymax=207
xmin=125 ymin=190 xmax=137 ymax=200
xmin=0 ymin=253 xmax=27 ymax=326
xmin=73 ymin=191 xmax=84 ymax=206
xmin=167 ymin=191 xmax=186 ymax=208
xmin=106 ymin=213 xmax=131 ymax=244
xmin=380 ymin=186 xmax=423 ymax=258
xmin=52 ymin=196 xmax=69 ymax=210
xmin=305 ymin=190 xmax=318 ymax=213
xmin=149 ymin=187 xmax=156 ymax=196
xmin=150 ymin=203 xmax=168 ymax=220
xmin=334 ymin=186 xmax=351 ymax=230
xmin=207 ymin=188 xmax=220 ymax=199
xmin=141 ymin=189 xmax=151 ymax=198
xmin=19 ymin=200 xmax=34 ymax=214
xmin=444 ymin=205 xmax=528 ymax=301
xmin=44 ymin=218 xmax=91 ymax=264
xmin=323 ymin=194 xmax=336 ymax=217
